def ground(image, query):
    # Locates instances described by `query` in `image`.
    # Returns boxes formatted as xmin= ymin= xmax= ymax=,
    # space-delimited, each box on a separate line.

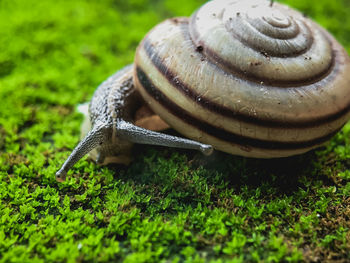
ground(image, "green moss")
xmin=1 ymin=0 xmax=350 ymax=262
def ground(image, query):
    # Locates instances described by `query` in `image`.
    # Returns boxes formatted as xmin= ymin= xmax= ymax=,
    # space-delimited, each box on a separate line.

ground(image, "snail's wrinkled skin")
xmin=56 ymin=0 xmax=350 ymax=180
xmin=56 ymin=66 xmax=212 ymax=181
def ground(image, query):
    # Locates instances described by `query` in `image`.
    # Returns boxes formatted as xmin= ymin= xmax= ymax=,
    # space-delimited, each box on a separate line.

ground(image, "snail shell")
xmin=134 ymin=0 xmax=350 ymax=158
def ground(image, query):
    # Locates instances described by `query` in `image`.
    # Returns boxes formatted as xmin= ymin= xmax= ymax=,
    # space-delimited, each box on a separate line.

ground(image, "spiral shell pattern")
xmin=134 ymin=0 xmax=350 ymax=158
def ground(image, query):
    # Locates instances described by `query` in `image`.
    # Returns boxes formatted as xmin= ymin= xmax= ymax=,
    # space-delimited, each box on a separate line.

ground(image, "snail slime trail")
xmin=56 ymin=0 xmax=350 ymax=181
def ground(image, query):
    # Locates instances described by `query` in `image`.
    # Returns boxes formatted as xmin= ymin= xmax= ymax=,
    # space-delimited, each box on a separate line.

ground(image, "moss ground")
xmin=1 ymin=0 xmax=350 ymax=262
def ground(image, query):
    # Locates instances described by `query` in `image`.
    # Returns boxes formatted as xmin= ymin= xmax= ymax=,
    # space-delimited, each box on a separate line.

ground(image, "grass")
xmin=1 ymin=0 xmax=350 ymax=262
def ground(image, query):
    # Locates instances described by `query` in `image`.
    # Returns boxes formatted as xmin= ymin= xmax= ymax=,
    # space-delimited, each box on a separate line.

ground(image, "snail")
xmin=56 ymin=0 xmax=350 ymax=181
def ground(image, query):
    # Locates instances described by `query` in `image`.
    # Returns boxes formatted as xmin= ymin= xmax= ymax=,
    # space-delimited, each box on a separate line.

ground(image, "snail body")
xmin=56 ymin=0 xmax=350 ymax=181
xmin=56 ymin=65 xmax=213 ymax=181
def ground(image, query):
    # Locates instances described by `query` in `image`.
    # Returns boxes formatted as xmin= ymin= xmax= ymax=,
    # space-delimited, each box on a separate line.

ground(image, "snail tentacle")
xmin=55 ymin=122 xmax=111 ymax=182
xmin=117 ymin=120 xmax=213 ymax=155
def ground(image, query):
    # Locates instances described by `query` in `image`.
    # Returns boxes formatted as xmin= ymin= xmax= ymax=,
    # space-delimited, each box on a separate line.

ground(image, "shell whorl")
xmin=134 ymin=0 xmax=350 ymax=158
xmin=189 ymin=0 xmax=333 ymax=84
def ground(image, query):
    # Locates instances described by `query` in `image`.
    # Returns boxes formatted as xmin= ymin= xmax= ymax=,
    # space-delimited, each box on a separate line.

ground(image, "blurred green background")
xmin=1 ymin=0 xmax=350 ymax=262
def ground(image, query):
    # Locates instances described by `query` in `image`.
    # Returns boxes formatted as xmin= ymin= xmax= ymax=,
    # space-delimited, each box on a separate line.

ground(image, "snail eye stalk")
xmin=117 ymin=120 xmax=213 ymax=156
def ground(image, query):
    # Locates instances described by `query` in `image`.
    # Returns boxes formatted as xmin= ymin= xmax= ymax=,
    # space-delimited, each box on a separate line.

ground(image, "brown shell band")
xmin=135 ymin=66 xmax=341 ymax=151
